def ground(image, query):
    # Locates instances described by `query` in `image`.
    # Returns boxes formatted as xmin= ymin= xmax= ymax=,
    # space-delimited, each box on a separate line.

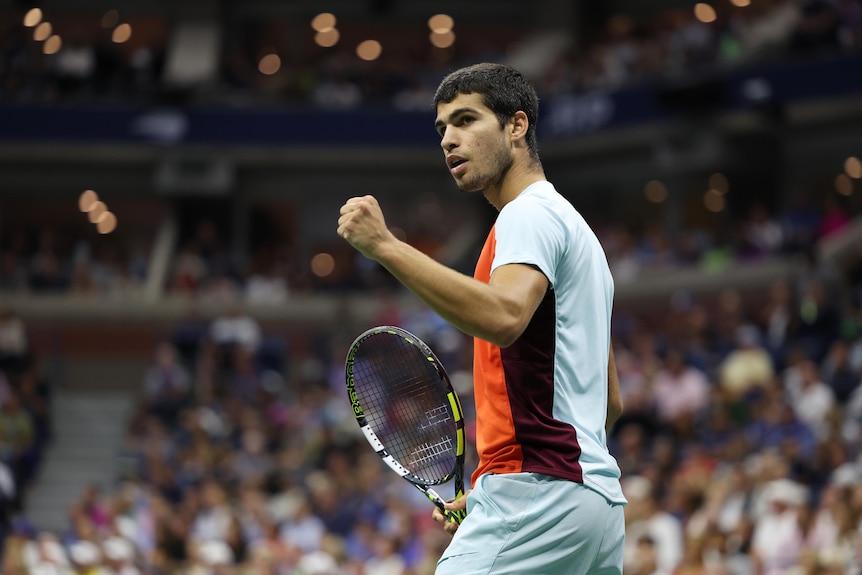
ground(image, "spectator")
xmin=623 ymin=475 xmax=685 ymax=575
xmin=0 ymin=458 xmax=14 ymax=557
xmin=750 ymin=478 xmax=808 ymax=575
xmin=0 ymin=389 xmax=36 ymax=502
xmin=101 ymin=535 xmax=140 ymax=575
xmin=745 ymin=390 xmax=817 ymax=458
xmin=209 ymin=302 xmax=262 ymax=355
xmin=732 ymin=0 xmax=801 ymax=60
xmin=0 ymin=247 xmax=29 ymax=293
xmin=363 ymin=534 xmax=406 ymax=575
xmin=0 ymin=307 xmax=29 ymax=375
xmin=817 ymin=194 xmax=851 ymax=240
xmin=804 ymin=483 xmax=858 ymax=567
xmin=821 ymin=339 xmax=861 ymax=404
xmin=626 ymin=535 xmax=660 ymax=575
xmin=311 ymin=73 xmax=362 ymax=110
xmin=651 ymin=347 xmax=711 ymax=436
xmin=190 ymin=480 xmax=233 ymax=543
xmin=779 ymin=191 xmax=822 ymax=254
xmin=795 ymin=279 xmax=842 ymax=362
xmin=280 ymin=498 xmax=326 ymax=555
xmin=718 ymin=324 xmax=776 ymax=400
xmin=837 ymin=0 xmax=862 ymax=45
xmin=244 ymin=262 xmax=289 ymax=306
xmin=392 ymin=78 xmax=436 ymax=112
xmin=68 ymin=539 xmax=102 ymax=574
xmin=785 ymin=357 xmax=836 ymax=439
xmin=759 ymin=279 xmax=797 ymax=368
xmin=169 ymin=244 xmax=208 ymax=294
xmin=21 ymin=531 xmax=71 ymax=574
xmin=142 ymin=342 xmax=191 ymax=427
xmin=743 ymin=202 xmax=784 ymax=257
xmin=792 ymin=0 xmax=842 ymax=52
xmin=28 ymin=229 xmax=67 ymax=292
xmin=189 ymin=539 xmax=234 ymax=575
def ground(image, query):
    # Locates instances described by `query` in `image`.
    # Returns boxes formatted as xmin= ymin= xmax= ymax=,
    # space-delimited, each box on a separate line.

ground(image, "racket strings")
xmin=352 ymin=335 xmax=456 ymax=482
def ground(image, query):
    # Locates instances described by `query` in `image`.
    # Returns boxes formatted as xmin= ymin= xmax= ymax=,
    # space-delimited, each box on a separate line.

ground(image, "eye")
xmin=458 ymin=116 xmax=475 ymax=126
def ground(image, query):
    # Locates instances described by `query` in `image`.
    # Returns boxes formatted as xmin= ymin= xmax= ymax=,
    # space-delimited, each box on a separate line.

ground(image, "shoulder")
xmin=500 ymin=182 xmax=573 ymax=226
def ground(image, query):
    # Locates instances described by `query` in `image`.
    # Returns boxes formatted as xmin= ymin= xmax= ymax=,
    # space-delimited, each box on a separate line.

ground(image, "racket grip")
xmin=426 ymin=488 xmax=465 ymax=524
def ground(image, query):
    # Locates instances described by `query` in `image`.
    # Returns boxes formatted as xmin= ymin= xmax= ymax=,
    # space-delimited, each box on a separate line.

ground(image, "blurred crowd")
xmin=1 ymin=0 xmax=862 ymax=109
xmin=0 ymin=305 xmax=54 ymax=544
xmin=598 ymin=192 xmax=855 ymax=285
xmin=537 ymin=0 xmax=862 ymax=97
xmin=0 ymin=226 xmax=151 ymax=298
xmin=2 ymin=189 xmax=856 ymax=302
xmin=0 ymin=214 xmax=861 ymax=573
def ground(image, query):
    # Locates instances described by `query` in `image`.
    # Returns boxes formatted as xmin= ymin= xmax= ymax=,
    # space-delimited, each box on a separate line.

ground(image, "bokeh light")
xmin=730 ymin=0 xmax=751 ymax=6
xmin=835 ymin=173 xmax=854 ymax=196
xmin=87 ymin=201 xmax=107 ymax=223
xmin=24 ymin=8 xmax=43 ymax=27
xmin=258 ymin=53 xmax=281 ymax=75
xmin=845 ymin=156 xmax=862 ymax=179
xmin=315 ymin=28 xmax=340 ymax=48
xmin=430 ymin=30 xmax=456 ymax=49
xmin=101 ymin=9 xmax=119 ymax=28
xmin=112 ymin=23 xmax=132 ymax=43
xmin=708 ymin=172 xmax=729 ymax=194
xmin=644 ymin=180 xmax=668 ymax=203
xmin=704 ymin=189 xmax=726 ymax=212
xmin=96 ymin=211 xmax=118 ymax=234
xmin=356 ymin=40 xmax=382 ymax=61
xmin=311 ymin=13 xmax=336 ymax=33
xmin=43 ymin=35 xmax=62 ymax=55
xmin=78 ymin=190 xmax=99 ymax=212
xmin=428 ymin=14 xmax=454 ymax=33
xmin=34 ymin=22 xmax=52 ymax=41
xmin=694 ymin=3 xmax=717 ymax=23
xmin=311 ymin=253 xmax=335 ymax=277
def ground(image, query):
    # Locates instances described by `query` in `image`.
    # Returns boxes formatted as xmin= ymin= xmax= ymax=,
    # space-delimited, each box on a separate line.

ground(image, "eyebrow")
xmin=434 ymin=107 xmax=479 ymax=133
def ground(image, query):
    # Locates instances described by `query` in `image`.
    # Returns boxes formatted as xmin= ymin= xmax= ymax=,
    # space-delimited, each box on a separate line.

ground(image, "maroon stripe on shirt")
xmin=499 ymin=288 xmax=584 ymax=482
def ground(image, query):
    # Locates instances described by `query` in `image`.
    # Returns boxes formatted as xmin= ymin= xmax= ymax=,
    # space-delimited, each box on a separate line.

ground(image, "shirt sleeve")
xmin=491 ymin=195 xmax=568 ymax=287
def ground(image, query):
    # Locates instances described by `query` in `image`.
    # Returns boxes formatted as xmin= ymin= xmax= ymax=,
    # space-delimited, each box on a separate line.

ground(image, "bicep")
xmin=488 ymin=263 xmax=549 ymax=334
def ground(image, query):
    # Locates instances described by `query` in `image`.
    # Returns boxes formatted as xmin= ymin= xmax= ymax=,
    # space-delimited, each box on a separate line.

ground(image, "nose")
xmin=440 ymin=127 xmax=457 ymax=152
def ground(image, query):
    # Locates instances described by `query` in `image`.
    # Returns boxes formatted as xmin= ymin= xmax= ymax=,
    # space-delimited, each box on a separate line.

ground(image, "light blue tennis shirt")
xmin=486 ymin=180 xmax=626 ymax=505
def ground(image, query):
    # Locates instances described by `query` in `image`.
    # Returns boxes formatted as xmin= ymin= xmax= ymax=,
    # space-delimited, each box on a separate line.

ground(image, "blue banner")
xmin=2 ymin=51 xmax=861 ymax=146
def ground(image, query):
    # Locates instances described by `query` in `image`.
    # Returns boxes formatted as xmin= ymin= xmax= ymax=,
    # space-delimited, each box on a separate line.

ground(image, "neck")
xmin=484 ymin=155 xmax=546 ymax=211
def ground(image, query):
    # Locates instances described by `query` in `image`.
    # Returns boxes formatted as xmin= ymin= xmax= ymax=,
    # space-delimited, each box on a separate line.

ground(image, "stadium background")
xmin=2 ymin=0 xmax=862 ymax=573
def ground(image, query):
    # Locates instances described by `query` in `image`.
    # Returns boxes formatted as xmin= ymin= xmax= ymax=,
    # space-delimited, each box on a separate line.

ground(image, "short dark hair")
xmin=434 ymin=63 xmax=540 ymax=162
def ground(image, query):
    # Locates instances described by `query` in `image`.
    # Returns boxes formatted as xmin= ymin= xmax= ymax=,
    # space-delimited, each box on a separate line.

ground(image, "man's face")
xmin=434 ymin=92 xmax=513 ymax=193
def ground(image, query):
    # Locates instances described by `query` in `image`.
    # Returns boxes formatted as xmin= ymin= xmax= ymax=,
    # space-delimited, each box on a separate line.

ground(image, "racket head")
xmin=345 ymin=325 xmax=466 ymax=488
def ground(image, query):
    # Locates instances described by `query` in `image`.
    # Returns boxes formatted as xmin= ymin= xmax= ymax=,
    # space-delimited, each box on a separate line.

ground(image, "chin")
xmin=455 ymin=178 xmax=485 ymax=193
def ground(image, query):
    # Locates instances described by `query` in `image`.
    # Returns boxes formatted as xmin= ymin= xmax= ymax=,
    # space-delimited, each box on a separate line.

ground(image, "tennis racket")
xmin=345 ymin=325 xmax=467 ymax=525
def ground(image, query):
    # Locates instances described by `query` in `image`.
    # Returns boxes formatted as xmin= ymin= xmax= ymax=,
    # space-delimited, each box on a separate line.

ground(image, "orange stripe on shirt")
xmin=471 ymin=226 xmax=524 ymax=485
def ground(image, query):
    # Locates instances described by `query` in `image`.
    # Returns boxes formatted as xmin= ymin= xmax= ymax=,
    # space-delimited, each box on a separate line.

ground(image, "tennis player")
xmin=337 ymin=62 xmax=625 ymax=575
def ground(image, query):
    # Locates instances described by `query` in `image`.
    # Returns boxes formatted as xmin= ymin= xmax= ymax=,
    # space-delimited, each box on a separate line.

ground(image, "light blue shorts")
xmin=435 ymin=472 xmax=625 ymax=575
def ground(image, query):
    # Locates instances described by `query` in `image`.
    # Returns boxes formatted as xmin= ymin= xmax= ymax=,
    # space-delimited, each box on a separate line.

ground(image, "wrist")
xmin=373 ymin=234 xmax=403 ymax=266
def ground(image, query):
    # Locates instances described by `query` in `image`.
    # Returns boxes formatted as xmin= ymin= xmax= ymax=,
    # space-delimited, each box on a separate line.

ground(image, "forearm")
xmin=375 ymin=238 xmax=519 ymax=346
xmin=606 ymin=343 xmax=623 ymax=433
xmin=337 ymin=195 xmax=544 ymax=346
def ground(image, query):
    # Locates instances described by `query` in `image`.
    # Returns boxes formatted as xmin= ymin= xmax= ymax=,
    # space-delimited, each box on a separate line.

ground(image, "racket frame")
xmin=346 ymin=326 xmax=467 ymax=524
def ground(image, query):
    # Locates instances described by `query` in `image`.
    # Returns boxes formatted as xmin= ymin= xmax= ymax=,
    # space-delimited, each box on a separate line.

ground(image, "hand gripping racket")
xmin=345 ymin=326 xmax=467 ymax=525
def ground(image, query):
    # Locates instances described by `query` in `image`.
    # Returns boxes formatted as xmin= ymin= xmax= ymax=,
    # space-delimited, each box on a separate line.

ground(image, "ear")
xmin=509 ymin=111 xmax=529 ymax=143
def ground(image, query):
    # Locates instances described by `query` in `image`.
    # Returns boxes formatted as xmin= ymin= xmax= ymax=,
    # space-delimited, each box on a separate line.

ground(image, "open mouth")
xmin=447 ymin=156 xmax=467 ymax=172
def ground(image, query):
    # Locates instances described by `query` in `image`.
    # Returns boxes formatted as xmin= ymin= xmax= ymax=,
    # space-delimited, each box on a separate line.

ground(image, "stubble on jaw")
xmin=456 ymin=144 xmax=514 ymax=197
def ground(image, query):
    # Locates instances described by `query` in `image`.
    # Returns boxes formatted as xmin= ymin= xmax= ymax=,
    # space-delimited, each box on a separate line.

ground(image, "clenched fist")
xmin=337 ymin=195 xmax=396 ymax=260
